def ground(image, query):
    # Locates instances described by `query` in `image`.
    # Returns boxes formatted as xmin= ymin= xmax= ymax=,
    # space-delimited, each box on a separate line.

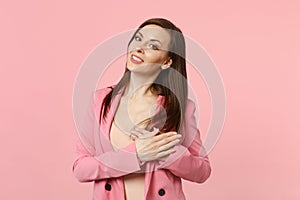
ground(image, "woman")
xmin=72 ymin=18 xmax=211 ymax=200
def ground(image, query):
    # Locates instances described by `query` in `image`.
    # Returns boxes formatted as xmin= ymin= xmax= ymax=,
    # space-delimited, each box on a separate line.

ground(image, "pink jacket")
xmin=72 ymin=87 xmax=211 ymax=200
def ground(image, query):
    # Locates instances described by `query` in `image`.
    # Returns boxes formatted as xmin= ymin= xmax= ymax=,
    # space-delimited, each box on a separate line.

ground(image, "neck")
xmin=124 ymin=72 xmax=159 ymax=99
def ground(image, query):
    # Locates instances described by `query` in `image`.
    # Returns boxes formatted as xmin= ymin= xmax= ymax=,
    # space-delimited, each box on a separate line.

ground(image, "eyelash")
xmin=134 ymin=35 xmax=159 ymax=50
xmin=134 ymin=35 xmax=142 ymax=41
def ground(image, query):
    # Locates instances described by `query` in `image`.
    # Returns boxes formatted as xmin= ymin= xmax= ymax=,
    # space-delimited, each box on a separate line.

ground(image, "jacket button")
xmin=105 ymin=183 xmax=111 ymax=191
xmin=158 ymin=188 xmax=165 ymax=196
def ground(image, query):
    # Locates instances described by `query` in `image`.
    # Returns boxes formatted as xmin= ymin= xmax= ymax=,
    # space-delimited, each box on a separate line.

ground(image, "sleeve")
xmin=156 ymin=100 xmax=212 ymax=183
xmin=72 ymin=87 xmax=143 ymax=182
xmin=72 ymin=138 xmax=143 ymax=182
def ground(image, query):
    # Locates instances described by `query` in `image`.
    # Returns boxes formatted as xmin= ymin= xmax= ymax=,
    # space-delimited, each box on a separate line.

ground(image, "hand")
xmin=132 ymin=127 xmax=182 ymax=163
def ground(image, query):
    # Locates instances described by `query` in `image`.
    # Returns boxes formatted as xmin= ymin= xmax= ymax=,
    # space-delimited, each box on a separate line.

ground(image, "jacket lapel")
xmin=99 ymin=87 xmax=124 ymax=151
xmin=100 ymin=87 xmax=164 ymax=149
xmin=98 ymin=86 xmax=165 ymax=197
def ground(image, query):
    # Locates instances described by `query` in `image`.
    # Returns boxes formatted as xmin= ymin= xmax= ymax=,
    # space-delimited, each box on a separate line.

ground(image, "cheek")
xmin=146 ymin=52 xmax=167 ymax=63
xmin=128 ymin=41 xmax=138 ymax=52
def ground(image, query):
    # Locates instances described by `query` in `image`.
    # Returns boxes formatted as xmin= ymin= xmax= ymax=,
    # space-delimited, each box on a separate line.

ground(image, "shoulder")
xmin=185 ymin=98 xmax=197 ymax=115
xmin=92 ymin=86 xmax=115 ymax=114
xmin=94 ymin=86 xmax=115 ymax=102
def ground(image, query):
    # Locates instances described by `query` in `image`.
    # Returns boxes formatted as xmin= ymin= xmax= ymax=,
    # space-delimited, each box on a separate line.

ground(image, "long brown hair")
xmin=100 ymin=18 xmax=187 ymax=134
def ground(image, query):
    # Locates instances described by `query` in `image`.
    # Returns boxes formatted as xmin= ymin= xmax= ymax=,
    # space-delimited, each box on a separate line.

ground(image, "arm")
xmin=72 ymin=138 xmax=142 ymax=182
xmin=72 ymin=87 xmax=142 ymax=182
xmin=156 ymin=100 xmax=212 ymax=183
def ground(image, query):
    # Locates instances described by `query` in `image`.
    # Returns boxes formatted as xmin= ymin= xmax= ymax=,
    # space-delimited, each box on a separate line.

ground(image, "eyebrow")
xmin=137 ymin=31 xmax=162 ymax=45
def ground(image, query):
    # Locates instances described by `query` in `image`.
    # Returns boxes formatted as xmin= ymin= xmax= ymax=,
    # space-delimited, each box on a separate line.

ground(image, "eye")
xmin=134 ymin=35 xmax=141 ymax=41
xmin=149 ymin=44 xmax=159 ymax=50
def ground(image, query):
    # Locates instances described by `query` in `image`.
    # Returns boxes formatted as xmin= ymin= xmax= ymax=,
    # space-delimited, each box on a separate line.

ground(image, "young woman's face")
xmin=127 ymin=24 xmax=172 ymax=76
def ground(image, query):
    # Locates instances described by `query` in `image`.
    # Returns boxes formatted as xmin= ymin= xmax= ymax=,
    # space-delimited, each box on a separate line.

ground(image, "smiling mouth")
xmin=130 ymin=54 xmax=144 ymax=64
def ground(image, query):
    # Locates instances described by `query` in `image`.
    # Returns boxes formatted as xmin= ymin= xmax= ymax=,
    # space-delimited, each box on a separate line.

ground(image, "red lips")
xmin=130 ymin=54 xmax=144 ymax=64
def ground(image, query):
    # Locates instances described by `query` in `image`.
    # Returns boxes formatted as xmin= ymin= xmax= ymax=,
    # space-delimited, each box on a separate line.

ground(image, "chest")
xmin=110 ymin=96 xmax=158 ymax=150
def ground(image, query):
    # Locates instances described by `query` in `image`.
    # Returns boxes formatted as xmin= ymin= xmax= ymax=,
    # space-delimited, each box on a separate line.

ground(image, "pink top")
xmin=110 ymin=121 xmax=145 ymax=200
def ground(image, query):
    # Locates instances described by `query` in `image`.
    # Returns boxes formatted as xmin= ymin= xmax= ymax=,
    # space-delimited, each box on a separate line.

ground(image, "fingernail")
xmin=152 ymin=127 xmax=159 ymax=133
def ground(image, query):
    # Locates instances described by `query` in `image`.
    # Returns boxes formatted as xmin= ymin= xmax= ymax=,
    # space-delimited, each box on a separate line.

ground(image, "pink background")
xmin=1 ymin=0 xmax=299 ymax=199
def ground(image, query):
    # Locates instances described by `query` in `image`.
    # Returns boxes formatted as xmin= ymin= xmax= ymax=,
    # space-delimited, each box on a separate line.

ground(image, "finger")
xmin=132 ymin=126 xmax=150 ymax=135
xmin=156 ymin=134 xmax=181 ymax=147
xmin=157 ymin=139 xmax=180 ymax=152
xmin=130 ymin=130 xmax=143 ymax=138
xmin=131 ymin=128 xmax=158 ymax=139
xmin=138 ymin=127 xmax=160 ymax=139
xmin=152 ymin=132 xmax=180 ymax=142
xmin=130 ymin=131 xmax=139 ymax=138
xmin=130 ymin=134 xmax=138 ymax=141
xmin=155 ymin=148 xmax=176 ymax=160
xmin=135 ymin=126 xmax=159 ymax=133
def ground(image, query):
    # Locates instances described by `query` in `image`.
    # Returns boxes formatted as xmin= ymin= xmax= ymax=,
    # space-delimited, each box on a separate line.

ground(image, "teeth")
xmin=132 ymin=55 xmax=142 ymax=62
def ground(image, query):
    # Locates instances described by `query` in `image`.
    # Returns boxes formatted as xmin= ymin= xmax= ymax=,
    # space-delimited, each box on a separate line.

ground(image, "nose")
xmin=135 ymin=46 xmax=144 ymax=54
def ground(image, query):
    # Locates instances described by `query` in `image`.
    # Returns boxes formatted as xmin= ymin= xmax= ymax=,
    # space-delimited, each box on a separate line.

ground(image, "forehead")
xmin=138 ymin=24 xmax=171 ymax=46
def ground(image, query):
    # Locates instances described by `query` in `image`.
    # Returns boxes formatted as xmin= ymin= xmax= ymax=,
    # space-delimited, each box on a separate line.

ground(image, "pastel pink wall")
xmin=1 ymin=0 xmax=299 ymax=199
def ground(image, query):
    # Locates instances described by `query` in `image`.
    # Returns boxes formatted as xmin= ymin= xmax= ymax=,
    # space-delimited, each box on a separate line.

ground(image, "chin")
xmin=127 ymin=62 xmax=142 ymax=71
xmin=126 ymin=64 xmax=135 ymax=71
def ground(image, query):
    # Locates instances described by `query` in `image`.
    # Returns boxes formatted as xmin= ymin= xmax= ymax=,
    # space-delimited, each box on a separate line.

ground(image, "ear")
xmin=162 ymin=58 xmax=173 ymax=69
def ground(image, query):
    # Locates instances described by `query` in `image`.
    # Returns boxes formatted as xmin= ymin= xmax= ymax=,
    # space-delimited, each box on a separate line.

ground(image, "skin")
xmin=113 ymin=24 xmax=181 ymax=163
xmin=107 ymin=24 xmax=185 ymax=200
xmin=134 ymin=127 xmax=182 ymax=162
xmin=125 ymin=24 xmax=173 ymax=99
